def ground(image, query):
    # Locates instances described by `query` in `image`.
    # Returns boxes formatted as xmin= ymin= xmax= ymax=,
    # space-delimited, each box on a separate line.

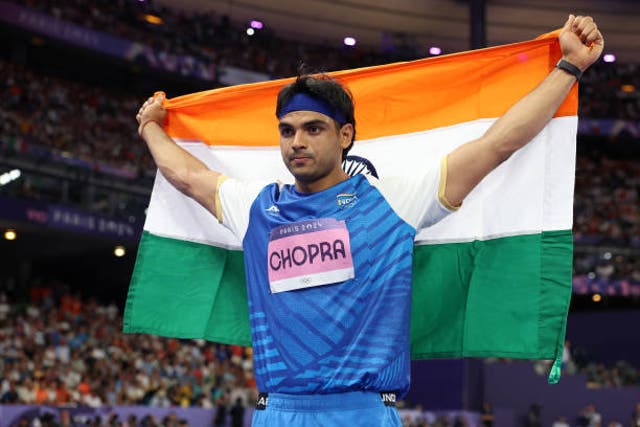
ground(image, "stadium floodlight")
xmin=4 ymin=229 xmax=16 ymax=241
xmin=246 ymin=28 xmax=255 ymax=36
xmin=603 ymin=54 xmax=616 ymax=63
xmin=250 ymin=20 xmax=263 ymax=30
xmin=0 ymin=169 xmax=21 ymax=186
xmin=344 ymin=37 xmax=356 ymax=47
xmin=429 ymin=46 xmax=442 ymax=55
xmin=114 ymin=246 xmax=126 ymax=257
xmin=143 ymin=14 xmax=163 ymax=25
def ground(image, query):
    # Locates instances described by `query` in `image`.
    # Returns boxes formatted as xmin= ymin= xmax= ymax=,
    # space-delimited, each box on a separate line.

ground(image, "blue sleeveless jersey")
xmin=242 ymin=174 xmax=416 ymax=396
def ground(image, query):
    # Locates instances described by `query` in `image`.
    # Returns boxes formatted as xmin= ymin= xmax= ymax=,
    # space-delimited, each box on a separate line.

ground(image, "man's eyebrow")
xmin=278 ymin=119 xmax=330 ymax=129
xmin=303 ymin=120 xmax=329 ymax=127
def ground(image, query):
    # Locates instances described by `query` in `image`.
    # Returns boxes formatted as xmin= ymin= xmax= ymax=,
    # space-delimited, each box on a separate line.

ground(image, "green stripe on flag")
xmin=125 ymin=230 xmax=572 ymax=362
xmin=123 ymin=231 xmax=251 ymax=346
xmin=410 ymin=230 xmax=573 ymax=360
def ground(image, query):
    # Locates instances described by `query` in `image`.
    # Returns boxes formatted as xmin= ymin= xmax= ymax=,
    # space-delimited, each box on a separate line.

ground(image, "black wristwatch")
xmin=556 ymin=59 xmax=583 ymax=81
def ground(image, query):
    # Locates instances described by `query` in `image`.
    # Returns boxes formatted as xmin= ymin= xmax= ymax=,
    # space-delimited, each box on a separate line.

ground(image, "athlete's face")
xmin=278 ymin=110 xmax=353 ymax=193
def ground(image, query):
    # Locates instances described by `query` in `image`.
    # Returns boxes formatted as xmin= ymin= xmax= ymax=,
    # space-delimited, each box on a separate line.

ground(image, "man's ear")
xmin=340 ymin=123 xmax=354 ymax=149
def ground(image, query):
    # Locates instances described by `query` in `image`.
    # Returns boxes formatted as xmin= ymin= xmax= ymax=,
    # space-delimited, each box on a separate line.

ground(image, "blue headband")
xmin=278 ymin=92 xmax=347 ymax=125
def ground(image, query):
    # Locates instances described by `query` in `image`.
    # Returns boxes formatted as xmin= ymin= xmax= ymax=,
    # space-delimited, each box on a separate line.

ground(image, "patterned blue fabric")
xmin=243 ymin=174 xmax=416 ymax=396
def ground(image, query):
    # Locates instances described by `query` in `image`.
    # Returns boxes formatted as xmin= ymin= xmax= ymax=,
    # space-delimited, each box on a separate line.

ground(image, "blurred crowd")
xmin=574 ymin=154 xmax=640 ymax=248
xmin=8 ymin=0 xmax=640 ymax=115
xmin=549 ymin=401 xmax=640 ymax=427
xmin=0 ymin=286 xmax=257 ymax=416
xmin=13 ymin=0 xmax=640 ymax=111
xmin=1 ymin=0 xmax=638 ymax=181
xmin=0 ymin=285 xmax=487 ymax=427
xmin=580 ymin=62 xmax=640 ymax=120
xmin=3 ymin=49 xmax=636 ymax=233
xmin=1 ymin=285 xmax=639 ymax=410
xmin=0 ymin=59 xmax=152 ymax=179
xmin=558 ymin=341 xmax=640 ymax=388
xmin=572 ymin=152 xmax=640 ymax=296
xmin=2 ymin=45 xmax=640 ymax=288
xmin=0 ymin=1 xmax=639 ymax=425
xmin=581 ymin=360 xmax=640 ymax=389
xmin=572 ymin=260 xmax=640 ymax=297
xmin=13 ymin=0 xmax=413 ymax=78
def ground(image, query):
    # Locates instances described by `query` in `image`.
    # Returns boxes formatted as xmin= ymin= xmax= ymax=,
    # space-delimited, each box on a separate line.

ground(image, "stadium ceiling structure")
xmin=156 ymin=0 xmax=639 ymax=63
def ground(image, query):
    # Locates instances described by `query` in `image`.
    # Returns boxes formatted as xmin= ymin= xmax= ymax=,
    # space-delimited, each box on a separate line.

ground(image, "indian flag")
xmin=124 ymin=31 xmax=575 ymax=383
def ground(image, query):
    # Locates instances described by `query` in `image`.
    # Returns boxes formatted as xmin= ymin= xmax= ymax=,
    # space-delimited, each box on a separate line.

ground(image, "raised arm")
xmin=136 ymin=94 xmax=221 ymax=216
xmin=444 ymin=15 xmax=604 ymax=207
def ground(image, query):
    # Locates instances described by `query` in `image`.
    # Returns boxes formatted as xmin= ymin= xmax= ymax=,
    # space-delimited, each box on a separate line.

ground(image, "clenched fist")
xmin=559 ymin=15 xmax=604 ymax=72
xmin=136 ymin=93 xmax=167 ymax=138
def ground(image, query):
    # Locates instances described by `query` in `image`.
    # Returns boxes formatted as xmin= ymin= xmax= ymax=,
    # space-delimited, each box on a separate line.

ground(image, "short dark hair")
xmin=276 ymin=74 xmax=356 ymax=161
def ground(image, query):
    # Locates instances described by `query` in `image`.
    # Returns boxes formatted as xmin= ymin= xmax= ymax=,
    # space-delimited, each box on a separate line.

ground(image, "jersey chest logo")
xmin=267 ymin=218 xmax=355 ymax=293
xmin=337 ymin=193 xmax=357 ymax=208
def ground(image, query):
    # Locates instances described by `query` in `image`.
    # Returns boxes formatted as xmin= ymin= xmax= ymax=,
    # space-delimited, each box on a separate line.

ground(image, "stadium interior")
xmin=0 ymin=1 xmax=639 ymax=426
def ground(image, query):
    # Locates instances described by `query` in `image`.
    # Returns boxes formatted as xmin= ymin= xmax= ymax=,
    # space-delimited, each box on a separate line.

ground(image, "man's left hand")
xmin=559 ymin=14 xmax=604 ymax=72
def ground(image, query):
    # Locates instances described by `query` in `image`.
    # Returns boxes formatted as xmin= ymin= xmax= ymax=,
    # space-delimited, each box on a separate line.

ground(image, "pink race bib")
xmin=267 ymin=218 xmax=355 ymax=293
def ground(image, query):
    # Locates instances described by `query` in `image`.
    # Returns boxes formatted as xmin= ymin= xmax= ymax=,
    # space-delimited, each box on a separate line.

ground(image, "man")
xmin=136 ymin=15 xmax=603 ymax=427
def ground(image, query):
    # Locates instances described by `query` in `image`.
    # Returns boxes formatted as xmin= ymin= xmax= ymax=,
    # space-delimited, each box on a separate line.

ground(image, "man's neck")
xmin=295 ymin=170 xmax=350 ymax=193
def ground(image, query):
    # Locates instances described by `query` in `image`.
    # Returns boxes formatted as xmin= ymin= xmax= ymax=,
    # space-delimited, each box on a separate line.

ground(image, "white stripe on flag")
xmin=144 ymin=116 xmax=575 ymax=248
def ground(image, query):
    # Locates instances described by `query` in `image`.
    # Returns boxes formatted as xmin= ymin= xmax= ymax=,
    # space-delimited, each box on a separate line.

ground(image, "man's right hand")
xmin=136 ymin=93 xmax=167 ymax=138
xmin=135 ymin=92 xmax=222 ymax=218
